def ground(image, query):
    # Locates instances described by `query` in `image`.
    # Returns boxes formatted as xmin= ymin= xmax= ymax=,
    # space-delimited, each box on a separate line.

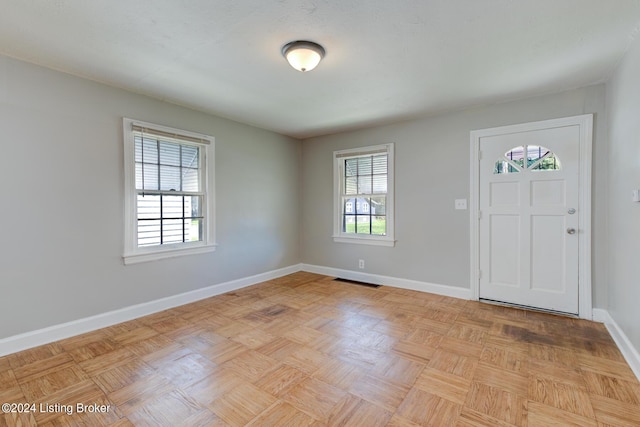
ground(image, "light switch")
xmin=633 ymin=190 xmax=640 ymax=202
xmin=455 ymin=199 xmax=467 ymax=210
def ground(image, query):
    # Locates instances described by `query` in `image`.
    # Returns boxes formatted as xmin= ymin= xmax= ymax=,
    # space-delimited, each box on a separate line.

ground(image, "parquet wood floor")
xmin=1 ymin=272 xmax=640 ymax=426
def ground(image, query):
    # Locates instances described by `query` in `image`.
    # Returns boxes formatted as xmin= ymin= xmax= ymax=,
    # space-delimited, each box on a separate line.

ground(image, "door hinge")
xmin=478 ymin=210 xmax=482 ymax=220
xmin=478 ymin=270 xmax=482 ymax=279
xmin=478 ymin=150 xmax=483 ymax=160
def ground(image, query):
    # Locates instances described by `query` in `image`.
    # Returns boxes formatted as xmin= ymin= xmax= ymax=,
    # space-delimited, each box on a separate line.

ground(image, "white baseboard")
xmin=0 ymin=263 xmax=469 ymax=357
xmin=592 ymin=308 xmax=640 ymax=382
xmin=301 ymin=264 xmax=472 ymax=300
xmin=591 ymin=308 xmax=609 ymax=323
xmin=0 ymin=264 xmax=302 ymax=357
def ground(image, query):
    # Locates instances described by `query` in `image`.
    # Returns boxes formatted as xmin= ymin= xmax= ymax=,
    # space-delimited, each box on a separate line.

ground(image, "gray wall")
xmin=0 ymin=55 xmax=301 ymax=339
xmin=0 ymin=51 xmax=618 ymax=344
xmin=606 ymin=38 xmax=640 ymax=350
xmin=301 ymin=85 xmax=608 ymax=308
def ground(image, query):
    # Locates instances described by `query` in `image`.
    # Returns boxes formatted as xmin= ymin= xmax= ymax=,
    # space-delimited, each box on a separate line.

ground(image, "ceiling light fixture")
xmin=282 ymin=40 xmax=325 ymax=72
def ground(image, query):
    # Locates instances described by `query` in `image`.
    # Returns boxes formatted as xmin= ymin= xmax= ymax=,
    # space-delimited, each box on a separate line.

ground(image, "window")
xmin=494 ymin=145 xmax=561 ymax=174
xmin=123 ymin=118 xmax=215 ymax=264
xmin=333 ymin=144 xmax=395 ymax=246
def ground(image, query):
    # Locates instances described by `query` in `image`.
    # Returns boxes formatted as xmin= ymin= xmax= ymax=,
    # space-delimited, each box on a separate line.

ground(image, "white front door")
xmin=475 ymin=116 xmax=591 ymax=315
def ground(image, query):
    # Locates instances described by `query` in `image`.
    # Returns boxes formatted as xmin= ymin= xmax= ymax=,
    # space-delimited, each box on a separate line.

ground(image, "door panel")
xmin=531 ymin=180 xmax=565 ymax=205
xmin=491 ymin=181 xmax=519 ymax=206
xmin=489 ymin=215 xmax=520 ymax=286
xmin=530 ymin=215 xmax=565 ymax=292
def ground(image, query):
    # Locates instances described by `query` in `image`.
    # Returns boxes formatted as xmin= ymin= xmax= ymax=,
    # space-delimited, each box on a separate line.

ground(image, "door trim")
xmin=469 ymin=114 xmax=593 ymax=319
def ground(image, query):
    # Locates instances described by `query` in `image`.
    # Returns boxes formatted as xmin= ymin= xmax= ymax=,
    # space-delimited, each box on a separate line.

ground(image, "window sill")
xmin=333 ymin=235 xmax=396 ymax=247
xmin=123 ymin=243 xmax=217 ymax=265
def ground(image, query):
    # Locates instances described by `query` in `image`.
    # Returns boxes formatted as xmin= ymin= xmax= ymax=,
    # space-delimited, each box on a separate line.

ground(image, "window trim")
xmin=333 ymin=143 xmax=395 ymax=247
xmin=122 ymin=118 xmax=216 ymax=265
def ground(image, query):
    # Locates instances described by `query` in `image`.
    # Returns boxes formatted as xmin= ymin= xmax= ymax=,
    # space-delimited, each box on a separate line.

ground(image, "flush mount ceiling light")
xmin=282 ymin=40 xmax=325 ymax=72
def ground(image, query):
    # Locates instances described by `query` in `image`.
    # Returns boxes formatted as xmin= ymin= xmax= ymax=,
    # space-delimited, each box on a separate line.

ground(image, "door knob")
xmin=567 ymin=228 xmax=576 ymax=235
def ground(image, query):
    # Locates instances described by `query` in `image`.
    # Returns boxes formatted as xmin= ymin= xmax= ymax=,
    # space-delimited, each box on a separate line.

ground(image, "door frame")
xmin=469 ymin=114 xmax=593 ymax=319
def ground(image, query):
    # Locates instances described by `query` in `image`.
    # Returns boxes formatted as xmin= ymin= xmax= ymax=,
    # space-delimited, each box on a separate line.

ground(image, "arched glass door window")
xmin=494 ymin=145 xmax=561 ymax=174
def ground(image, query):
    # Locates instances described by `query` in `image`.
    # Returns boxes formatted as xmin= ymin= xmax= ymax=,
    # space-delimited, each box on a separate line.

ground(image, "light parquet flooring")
xmin=1 ymin=272 xmax=640 ymax=426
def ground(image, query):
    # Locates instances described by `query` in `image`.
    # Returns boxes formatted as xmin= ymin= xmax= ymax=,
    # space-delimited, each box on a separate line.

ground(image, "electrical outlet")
xmin=358 ymin=259 xmax=365 ymax=269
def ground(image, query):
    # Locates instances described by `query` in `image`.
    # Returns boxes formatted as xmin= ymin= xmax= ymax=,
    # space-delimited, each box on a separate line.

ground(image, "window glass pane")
xmin=162 ymin=219 xmax=184 ymax=244
xmin=532 ymin=153 xmax=561 ymax=171
xmin=358 ymin=156 xmax=372 ymax=175
xmin=182 ymin=168 xmax=199 ymax=192
xmin=358 ymin=176 xmax=372 ymax=194
xmin=138 ymin=219 xmax=161 ymax=246
xmin=182 ymin=145 xmax=199 ymax=168
xmin=345 ymin=177 xmax=358 ymax=195
xmin=138 ymin=163 xmax=159 ymax=190
xmin=136 ymin=195 xmax=204 ymax=247
xmin=162 ymin=195 xmax=183 ymax=218
xmin=137 ymin=195 xmax=160 ymax=219
xmin=372 ymin=155 xmax=387 ymax=174
xmin=504 ymin=146 xmax=525 ymax=168
xmin=159 ymin=141 xmax=181 ymax=166
xmin=371 ymin=216 xmax=386 ymax=235
xmin=136 ymin=138 xmax=158 ymax=164
xmin=345 ymin=159 xmax=358 ymax=177
xmin=343 ymin=214 xmax=356 ymax=233
xmin=526 ymin=145 xmax=550 ymax=167
xmin=338 ymin=150 xmax=390 ymax=237
xmin=494 ymin=160 xmax=520 ymax=174
xmin=356 ymin=198 xmax=370 ymax=214
xmin=356 ymin=215 xmax=371 ymax=234
xmin=495 ymin=145 xmax=561 ymax=173
xmin=372 ymin=175 xmax=387 ymax=193
xmin=160 ymin=165 xmax=181 ymax=191
xmin=185 ymin=195 xmax=203 ymax=218
xmin=344 ymin=198 xmax=356 ymax=214
xmin=186 ymin=218 xmax=203 ymax=242
xmin=370 ymin=196 xmax=386 ymax=215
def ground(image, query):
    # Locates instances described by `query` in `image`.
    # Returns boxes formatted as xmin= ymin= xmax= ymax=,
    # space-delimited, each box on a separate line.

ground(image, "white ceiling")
xmin=1 ymin=1 xmax=640 ymax=138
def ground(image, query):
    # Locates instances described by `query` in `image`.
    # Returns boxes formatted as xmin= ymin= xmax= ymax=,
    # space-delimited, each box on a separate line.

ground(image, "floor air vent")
xmin=333 ymin=278 xmax=381 ymax=288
